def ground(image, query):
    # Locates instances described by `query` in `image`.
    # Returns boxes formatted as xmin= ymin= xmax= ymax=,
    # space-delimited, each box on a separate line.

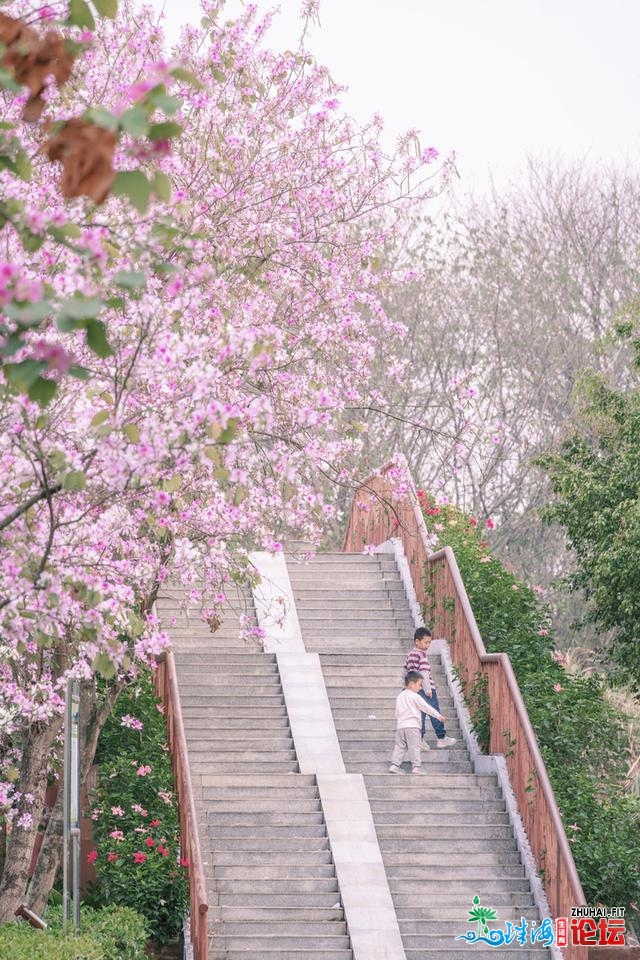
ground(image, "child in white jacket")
xmin=389 ymin=671 xmax=446 ymax=775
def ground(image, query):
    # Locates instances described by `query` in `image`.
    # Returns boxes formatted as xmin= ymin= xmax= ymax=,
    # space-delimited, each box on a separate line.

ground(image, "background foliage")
xmin=0 ymin=903 xmax=146 ymax=960
xmin=86 ymin=672 xmax=187 ymax=945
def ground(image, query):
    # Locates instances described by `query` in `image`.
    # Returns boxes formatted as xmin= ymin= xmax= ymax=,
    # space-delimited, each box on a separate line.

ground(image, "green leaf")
xmin=28 ymin=377 xmax=57 ymax=407
xmin=211 ymin=68 xmax=226 ymax=85
xmin=13 ymin=151 xmax=31 ymax=181
xmin=0 ymin=67 xmax=21 ymax=94
xmin=68 ymin=364 xmax=91 ymax=380
xmin=218 ymin=418 xmax=239 ymax=444
xmin=48 ymin=221 xmax=83 ymax=242
xmin=67 ymin=0 xmax=96 ymax=29
xmin=148 ymin=121 xmax=183 ymax=141
xmin=92 ymin=652 xmax=116 ymax=680
xmin=170 ymin=67 xmax=204 ymax=89
xmin=163 ymin=475 xmax=182 ymax=493
xmin=123 ymin=423 xmax=140 ymax=443
xmin=152 ymin=171 xmax=172 ymax=202
xmin=85 ymin=105 xmax=119 ymax=131
xmin=112 ymin=170 xmax=151 ymax=213
xmin=120 ymin=106 xmax=150 ymax=138
xmin=63 ymin=470 xmax=86 ymax=491
xmin=113 ymin=270 xmax=146 ymax=290
xmin=147 ymin=90 xmax=182 ymax=115
xmin=4 ymin=301 xmax=52 ymax=325
xmin=86 ymin=319 xmax=114 ymax=358
xmin=59 ymin=295 xmax=104 ymax=321
xmin=91 ymin=0 xmax=117 ymax=17
xmin=91 ymin=410 xmax=110 ymax=426
xmin=4 ymin=359 xmax=46 ymax=390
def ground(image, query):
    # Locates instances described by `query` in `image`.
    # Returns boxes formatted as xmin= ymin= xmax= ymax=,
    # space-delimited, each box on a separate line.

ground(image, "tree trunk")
xmin=0 ymin=717 xmax=63 ymax=921
xmin=25 ymin=680 xmax=121 ymax=915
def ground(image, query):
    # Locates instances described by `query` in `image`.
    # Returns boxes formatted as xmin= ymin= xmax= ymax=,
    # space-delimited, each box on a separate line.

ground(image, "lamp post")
xmin=62 ymin=679 xmax=81 ymax=933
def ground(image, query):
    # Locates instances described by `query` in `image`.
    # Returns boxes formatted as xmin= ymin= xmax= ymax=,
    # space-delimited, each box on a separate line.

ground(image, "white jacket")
xmin=395 ymin=689 xmax=442 ymax=730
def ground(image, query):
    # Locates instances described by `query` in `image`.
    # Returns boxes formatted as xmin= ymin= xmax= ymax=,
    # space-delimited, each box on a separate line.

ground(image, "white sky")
xmin=150 ymin=0 xmax=640 ymax=195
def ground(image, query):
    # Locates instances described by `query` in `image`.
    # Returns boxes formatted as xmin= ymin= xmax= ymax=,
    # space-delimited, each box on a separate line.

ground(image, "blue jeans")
xmin=419 ymin=686 xmax=446 ymax=740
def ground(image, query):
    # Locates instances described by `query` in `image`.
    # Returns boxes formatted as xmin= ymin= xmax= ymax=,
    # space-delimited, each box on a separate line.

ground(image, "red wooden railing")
xmin=343 ymin=459 xmax=589 ymax=960
xmin=156 ymin=651 xmax=208 ymax=960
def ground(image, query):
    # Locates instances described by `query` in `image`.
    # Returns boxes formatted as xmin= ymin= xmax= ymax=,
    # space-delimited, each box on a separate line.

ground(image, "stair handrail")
xmin=343 ymin=457 xmax=588 ymax=960
xmin=156 ymin=649 xmax=208 ymax=960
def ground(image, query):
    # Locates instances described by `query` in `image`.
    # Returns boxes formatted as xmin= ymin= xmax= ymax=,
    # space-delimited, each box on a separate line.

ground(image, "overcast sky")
xmin=150 ymin=0 xmax=640 ymax=195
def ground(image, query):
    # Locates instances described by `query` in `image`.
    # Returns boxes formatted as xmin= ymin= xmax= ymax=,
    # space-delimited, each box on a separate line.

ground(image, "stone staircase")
xmin=286 ymin=552 xmax=550 ymax=959
xmin=157 ymin=584 xmax=352 ymax=960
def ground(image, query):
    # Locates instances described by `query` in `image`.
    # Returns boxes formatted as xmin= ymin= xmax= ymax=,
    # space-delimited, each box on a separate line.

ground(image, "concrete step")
xmin=187 ymin=738 xmax=294 ymax=751
xmin=404 ymin=945 xmax=546 ymax=959
xmin=199 ymin=774 xmax=315 ymax=787
xmin=382 ymin=850 xmax=522 ymax=867
xmin=201 ymin=796 xmax=318 ymax=810
xmin=207 ymin=824 xmax=328 ymax=838
xmin=221 ymin=936 xmax=351 ymax=950
xmin=215 ymin=878 xmax=339 ymax=894
xmin=198 ymin=785 xmax=316 ymax=798
xmin=373 ymin=810 xmax=510 ymax=825
xmin=193 ymin=762 xmax=299 ymax=774
xmin=213 ymin=838 xmax=329 ymax=852
xmin=379 ymin=838 xmax=517 ymax=854
xmin=220 ymin=906 xmax=344 ymax=921
xmin=184 ymin=717 xmax=289 ymax=730
xmin=205 ymin=812 xmax=324 ymax=826
xmin=213 ymin=850 xmax=333 ymax=865
xmin=375 ymin=823 xmax=515 ymax=840
xmin=222 ymin=951 xmax=352 ymax=960
xmin=219 ymin=894 xmax=343 ymax=907
xmin=222 ymin=921 xmax=348 ymax=936
xmin=394 ymin=901 xmax=536 ymax=918
xmin=389 ymin=877 xmax=530 ymax=892
xmin=213 ymin=864 xmax=337 ymax=879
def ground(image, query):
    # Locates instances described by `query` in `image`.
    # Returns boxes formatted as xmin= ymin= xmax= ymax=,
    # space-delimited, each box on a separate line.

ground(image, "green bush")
xmin=86 ymin=672 xmax=188 ymax=945
xmin=418 ymin=490 xmax=640 ymax=929
xmin=44 ymin=904 xmax=147 ymax=960
xmin=0 ymin=921 xmax=103 ymax=960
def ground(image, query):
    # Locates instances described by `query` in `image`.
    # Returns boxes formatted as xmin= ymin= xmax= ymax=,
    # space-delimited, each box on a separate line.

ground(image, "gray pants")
xmin=391 ymin=727 xmax=422 ymax=769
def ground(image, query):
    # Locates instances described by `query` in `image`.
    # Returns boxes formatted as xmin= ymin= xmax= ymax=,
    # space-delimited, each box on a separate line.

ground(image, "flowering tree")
xmin=0 ymin=0 xmax=450 ymax=918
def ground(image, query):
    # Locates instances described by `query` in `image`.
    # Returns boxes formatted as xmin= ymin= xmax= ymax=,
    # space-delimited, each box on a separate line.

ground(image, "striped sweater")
xmin=403 ymin=646 xmax=433 ymax=692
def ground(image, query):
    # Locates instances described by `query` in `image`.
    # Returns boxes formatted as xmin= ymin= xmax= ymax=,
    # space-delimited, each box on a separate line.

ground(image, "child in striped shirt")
xmin=403 ymin=626 xmax=457 ymax=750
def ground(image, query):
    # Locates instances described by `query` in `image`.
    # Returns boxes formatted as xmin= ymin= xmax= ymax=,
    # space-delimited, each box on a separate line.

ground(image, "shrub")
xmin=0 ymin=921 xmax=103 ymax=960
xmin=44 ymin=904 xmax=147 ymax=960
xmin=419 ymin=491 xmax=640 ymax=930
xmin=86 ymin=672 xmax=188 ymax=945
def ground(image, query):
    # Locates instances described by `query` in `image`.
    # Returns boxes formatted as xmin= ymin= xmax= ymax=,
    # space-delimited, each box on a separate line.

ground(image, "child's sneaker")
xmin=411 ymin=767 xmax=424 ymax=775
xmin=388 ymin=764 xmax=403 ymax=774
xmin=420 ymin=738 xmax=431 ymax=751
xmin=436 ymin=736 xmax=457 ymax=748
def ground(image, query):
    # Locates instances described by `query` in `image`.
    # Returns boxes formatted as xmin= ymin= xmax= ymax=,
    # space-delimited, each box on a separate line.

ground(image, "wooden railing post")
xmin=155 ymin=650 xmax=209 ymax=959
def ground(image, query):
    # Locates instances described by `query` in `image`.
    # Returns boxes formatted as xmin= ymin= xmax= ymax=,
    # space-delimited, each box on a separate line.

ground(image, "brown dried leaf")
xmin=43 ymin=118 xmax=118 ymax=204
xmin=206 ymin=614 xmax=223 ymax=634
xmin=0 ymin=14 xmax=75 ymax=121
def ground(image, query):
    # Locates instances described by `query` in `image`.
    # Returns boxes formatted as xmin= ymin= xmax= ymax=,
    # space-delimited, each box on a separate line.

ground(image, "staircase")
xmin=287 ymin=552 xmax=550 ymax=959
xmin=157 ymin=584 xmax=352 ymax=960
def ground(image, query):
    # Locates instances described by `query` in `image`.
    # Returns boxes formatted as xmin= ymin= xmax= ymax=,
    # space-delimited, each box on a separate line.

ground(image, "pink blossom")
xmin=109 ymin=830 xmax=125 ymax=842
xmin=132 ymin=851 xmax=147 ymax=864
xmin=136 ymin=765 xmax=152 ymax=777
xmin=111 ymin=806 xmax=124 ymax=817
xmin=485 ymin=518 xmax=495 ymax=530
xmin=121 ymin=714 xmax=144 ymax=731
xmin=538 ymin=629 xmax=549 ymax=637
xmin=553 ymin=683 xmax=564 ymax=693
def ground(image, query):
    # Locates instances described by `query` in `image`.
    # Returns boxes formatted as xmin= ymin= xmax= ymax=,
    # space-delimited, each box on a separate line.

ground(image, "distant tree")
xmin=358 ymin=161 xmax=640 ymax=616
xmin=540 ymin=358 xmax=640 ymax=692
